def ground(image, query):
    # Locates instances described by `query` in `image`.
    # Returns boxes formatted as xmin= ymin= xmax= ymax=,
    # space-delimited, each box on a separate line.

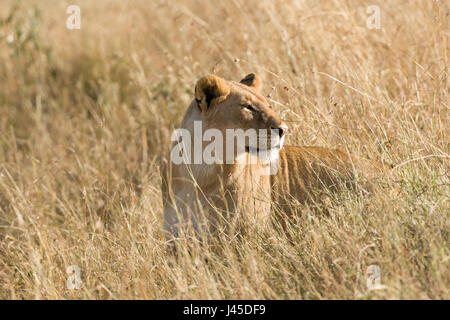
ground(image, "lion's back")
xmin=271 ymin=145 xmax=391 ymax=214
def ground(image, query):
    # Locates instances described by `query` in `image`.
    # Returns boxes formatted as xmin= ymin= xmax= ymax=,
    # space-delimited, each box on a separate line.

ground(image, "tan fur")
xmin=271 ymin=146 xmax=390 ymax=217
xmin=162 ymin=74 xmax=391 ymax=237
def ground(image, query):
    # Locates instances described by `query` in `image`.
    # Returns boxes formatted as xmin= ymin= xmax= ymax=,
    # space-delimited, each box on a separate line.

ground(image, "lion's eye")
xmin=243 ymin=104 xmax=256 ymax=112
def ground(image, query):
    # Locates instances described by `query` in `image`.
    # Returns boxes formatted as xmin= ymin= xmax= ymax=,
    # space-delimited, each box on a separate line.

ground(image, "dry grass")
xmin=0 ymin=0 xmax=448 ymax=299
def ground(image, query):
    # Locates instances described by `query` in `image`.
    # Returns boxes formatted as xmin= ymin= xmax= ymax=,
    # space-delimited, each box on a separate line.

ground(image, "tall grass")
xmin=0 ymin=0 xmax=448 ymax=299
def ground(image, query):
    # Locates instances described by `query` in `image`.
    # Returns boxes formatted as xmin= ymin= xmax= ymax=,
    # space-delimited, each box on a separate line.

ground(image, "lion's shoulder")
xmin=271 ymin=145 xmax=392 ymax=207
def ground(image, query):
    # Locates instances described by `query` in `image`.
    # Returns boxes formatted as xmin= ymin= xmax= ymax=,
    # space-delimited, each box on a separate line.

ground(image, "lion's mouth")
xmin=245 ymin=145 xmax=281 ymax=153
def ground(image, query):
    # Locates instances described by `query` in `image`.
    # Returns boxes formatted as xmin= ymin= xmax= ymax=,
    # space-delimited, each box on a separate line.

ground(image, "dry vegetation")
xmin=0 ymin=0 xmax=448 ymax=299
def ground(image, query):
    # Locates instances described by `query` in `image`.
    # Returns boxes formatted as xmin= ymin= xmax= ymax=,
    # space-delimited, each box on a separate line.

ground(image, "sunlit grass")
xmin=0 ymin=0 xmax=448 ymax=299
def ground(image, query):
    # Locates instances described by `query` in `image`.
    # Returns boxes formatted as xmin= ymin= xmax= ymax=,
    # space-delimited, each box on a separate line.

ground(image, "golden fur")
xmin=162 ymin=74 xmax=391 ymax=237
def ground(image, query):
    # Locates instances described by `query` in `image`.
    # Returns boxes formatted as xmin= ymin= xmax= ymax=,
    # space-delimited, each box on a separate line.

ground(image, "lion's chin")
xmin=245 ymin=135 xmax=284 ymax=154
xmin=244 ymin=145 xmax=280 ymax=164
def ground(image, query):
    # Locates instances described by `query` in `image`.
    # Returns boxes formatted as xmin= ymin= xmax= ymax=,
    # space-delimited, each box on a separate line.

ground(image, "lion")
xmin=161 ymin=74 xmax=391 ymax=237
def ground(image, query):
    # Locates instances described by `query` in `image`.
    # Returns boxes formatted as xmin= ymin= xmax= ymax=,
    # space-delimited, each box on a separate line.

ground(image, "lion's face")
xmin=195 ymin=74 xmax=288 ymax=160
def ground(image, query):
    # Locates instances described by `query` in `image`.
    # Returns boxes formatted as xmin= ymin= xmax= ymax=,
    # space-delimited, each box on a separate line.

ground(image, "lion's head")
xmin=193 ymin=74 xmax=288 ymax=163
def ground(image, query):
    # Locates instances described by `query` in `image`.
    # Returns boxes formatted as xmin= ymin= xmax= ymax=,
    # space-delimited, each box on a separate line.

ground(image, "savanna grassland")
xmin=0 ymin=0 xmax=448 ymax=299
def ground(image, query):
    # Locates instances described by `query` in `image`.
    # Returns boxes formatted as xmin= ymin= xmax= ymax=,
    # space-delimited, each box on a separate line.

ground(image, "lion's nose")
xmin=271 ymin=124 xmax=288 ymax=138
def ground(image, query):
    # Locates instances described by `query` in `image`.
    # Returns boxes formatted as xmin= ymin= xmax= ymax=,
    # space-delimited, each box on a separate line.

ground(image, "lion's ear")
xmin=195 ymin=75 xmax=230 ymax=111
xmin=239 ymin=73 xmax=261 ymax=91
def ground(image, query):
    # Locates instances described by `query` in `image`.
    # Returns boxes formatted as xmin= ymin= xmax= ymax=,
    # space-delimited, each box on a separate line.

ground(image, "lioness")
xmin=162 ymin=74 xmax=390 ymax=237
